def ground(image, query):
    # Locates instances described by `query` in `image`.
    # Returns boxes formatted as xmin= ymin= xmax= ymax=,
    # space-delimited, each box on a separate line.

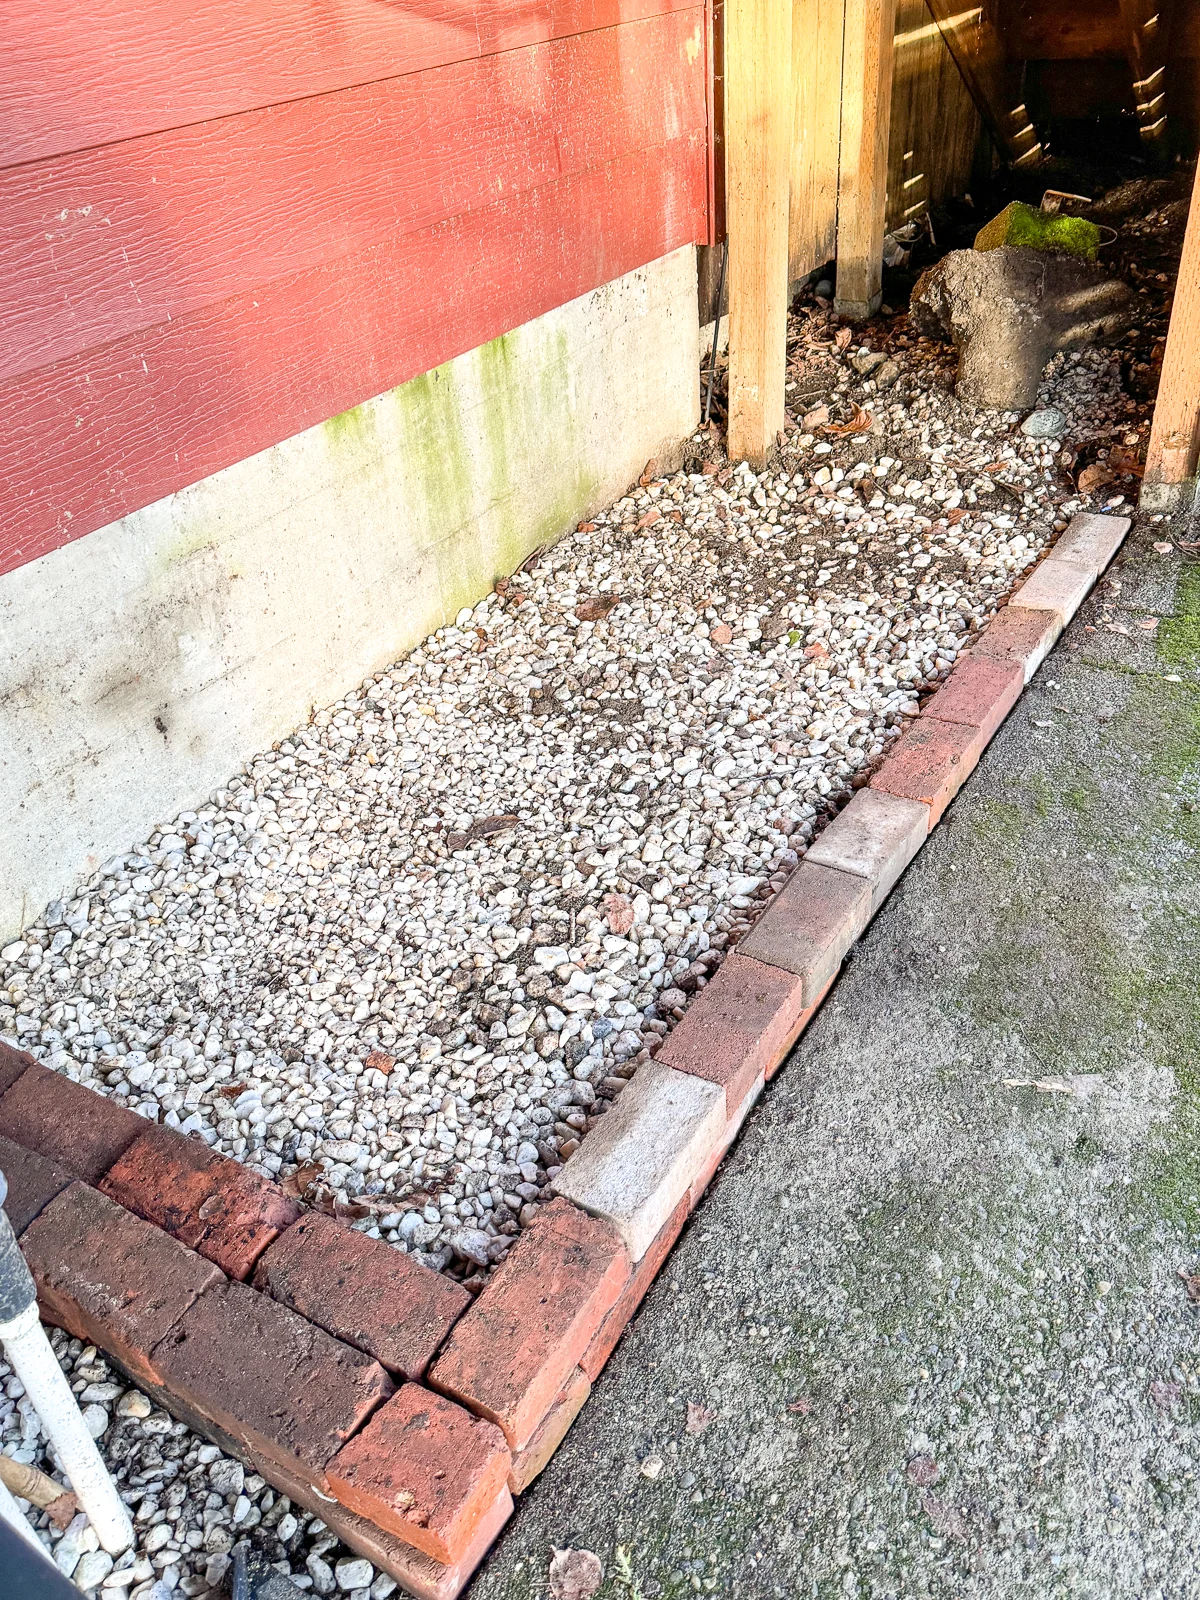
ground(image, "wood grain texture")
xmin=0 ymin=0 xmax=700 ymax=168
xmin=1118 ymin=0 xmax=1171 ymax=147
xmin=1001 ymin=0 xmax=1124 ymax=61
xmin=2 ymin=12 xmax=707 ymax=383
xmin=835 ymin=0 xmax=897 ymax=318
xmin=726 ymin=0 xmax=792 ymax=464
xmin=1143 ymin=161 xmax=1200 ymax=506
xmin=789 ymin=0 xmax=845 ymax=282
xmin=0 ymin=135 xmax=707 ymax=576
xmin=924 ymin=0 xmax=1033 ymax=164
xmin=888 ymin=0 xmax=982 ymax=232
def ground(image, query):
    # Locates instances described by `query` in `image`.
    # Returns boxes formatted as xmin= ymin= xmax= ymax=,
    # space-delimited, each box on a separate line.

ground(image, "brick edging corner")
xmin=0 ymin=512 xmax=1129 ymax=1598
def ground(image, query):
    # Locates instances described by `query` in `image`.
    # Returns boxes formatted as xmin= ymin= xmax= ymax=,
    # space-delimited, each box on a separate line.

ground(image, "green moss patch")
xmin=974 ymin=201 xmax=1101 ymax=261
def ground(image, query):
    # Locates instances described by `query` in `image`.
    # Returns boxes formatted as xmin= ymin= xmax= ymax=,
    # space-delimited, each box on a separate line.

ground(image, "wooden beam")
xmin=834 ymin=0 xmax=898 ymax=319
xmin=1142 ymin=160 xmax=1200 ymax=512
xmin=924 ymin=0 xmax=1038 ymax=167
xmin=726 ymin=0 xmax=792 ymax=464
xmin=1118 ymin=0 xmax=1171 ymax=152
xmin=789 ymin=0 xmax=845 ymax=283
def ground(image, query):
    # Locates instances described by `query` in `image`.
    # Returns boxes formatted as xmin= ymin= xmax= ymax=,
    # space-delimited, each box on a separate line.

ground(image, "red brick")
xmin=101 ymin=1125 xmax=299 ymax=1279
xmin=0 ymin=1132 xmax=73 ymax=1235
xmin=765 ymin=971 xmax=834 ymax=1079
xmin=0 ymin=1064 xmax=145 ymax=1182
xmin=327 ymin=1384 xmax=510 ymax=1565
xmin=249 ymin=1448 xmax=512 ymax=1600
xmin=966 ymin=604 xmax=1061 ymax=683
xmin=508 ymin=1367 xmax=590 ymax=1494
xmin=922 ymin=655 xmax=1024 ymax=743
xmin=0 ymin=1040 xmax=32 ymax=1097
xmin=738 ymin=861 xmax=871 ymax=1004
xmin=580 ymin=1195 xmax=689 ymax=1382
xmin=151 ymin=1279 xmax=393 ymax=1481
xmin=428 ymin=1198 xmax=629 ymax=1452
xmin=657 ymin=953 xmax=809 ymax=1111
xmin=252 ymin=1212 xmax=470 ymax=1378
xmin=20 ymin=1182 xmax=223 ymax=1387
xmin=870 ymin=715 xmax=986 ymax=826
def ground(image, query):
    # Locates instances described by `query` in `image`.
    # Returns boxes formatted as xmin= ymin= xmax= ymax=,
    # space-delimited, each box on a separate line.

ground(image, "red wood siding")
xmin=0 ymin=2 xmax=710 ymax=576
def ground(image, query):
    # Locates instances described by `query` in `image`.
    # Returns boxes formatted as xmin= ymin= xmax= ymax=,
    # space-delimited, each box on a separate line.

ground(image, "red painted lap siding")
xmin=0 ymin=5 xmax=711 ymax=578
xmin=0 ymin=135 xmax=707 ymax=575
xmin=0 ymin=0 xmax=699 ymax=167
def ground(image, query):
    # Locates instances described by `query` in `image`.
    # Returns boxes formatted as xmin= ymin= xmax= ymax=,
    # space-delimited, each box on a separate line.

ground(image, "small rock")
xmin=1020 ymin=406 xmax=1068 ymax=439
xmin=74 ymin=1551 xmax=116 ymax=1591
xmin=335 ymin=1557 xmax=375 ymax=1591
xmin=117 ymin=1391 xmax=152 ymax=1419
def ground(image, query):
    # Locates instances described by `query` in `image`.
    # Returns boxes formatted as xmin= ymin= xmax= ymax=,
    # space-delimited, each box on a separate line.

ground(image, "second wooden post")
xmin=726 ymin=0 xmax=793 ymax=466
xmin=835 ymin=0 xmax=897 ymax=320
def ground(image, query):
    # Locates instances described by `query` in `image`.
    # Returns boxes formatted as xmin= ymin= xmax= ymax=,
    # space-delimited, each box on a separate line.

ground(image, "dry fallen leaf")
xmin=636 ymin=508 xmax=662 ymax=530
xmin=281 ymin=1161 xmax=326 ymax=1199
xmin=1108 ymin=444 xmax=1144 ymax=478
xmin=1077 ymin=462 xmax=1116 ymax=494
xmin=785 ymin=1397 xmax=812 ymax=1415
xmin=906 ymin=1455 xmax=939 ymax=1487
xmin=548 ymin=1547 xmax=604 ymax=1600
xmin=824 ymin=403 xmax=874 ymax=436
xmin=576 ymin=595 xmax=620 ymax=621
xmin=835 ymin=325 xmax=853 ymax=351
xmin=1003 ymin=1075 xmax=1105 ymax=1098
xmin=364 ymin=1049 xmax=396 ymax=1074
xmin=602 ymin=893 xmax=636 ymax=936
xmin=1154 ymin=541 xmax=1174 ymax=553
xmin=685 ymin=1401 xmax=715 ymax=1436
xmin=945 ymin=508 xmax=969 ymax=524
xmin=1177 ymin=1266 xmax=1200 ymax=1303
xmin=1138 ymin=616 xmax=1160 ymax=630
xmin=802 ymin=403 xmax=831 ymax=431
xmin=803 ymin=640 xmax=829 ymax=659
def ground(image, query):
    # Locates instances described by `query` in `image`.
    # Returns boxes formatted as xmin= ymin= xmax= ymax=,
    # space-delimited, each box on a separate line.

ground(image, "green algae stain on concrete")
xmin=1160 ymin=557 xmax=1200 ymax=671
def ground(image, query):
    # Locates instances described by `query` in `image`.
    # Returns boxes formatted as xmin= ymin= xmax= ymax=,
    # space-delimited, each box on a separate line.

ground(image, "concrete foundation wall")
xmin=0 ymin=246 xmax=700 ymax=939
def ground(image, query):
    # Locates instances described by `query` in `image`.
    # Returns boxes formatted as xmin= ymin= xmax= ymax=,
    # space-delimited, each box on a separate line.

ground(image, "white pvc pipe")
xmin=0 ymin=1303 xmax=133 ymax=1555
xmin=0 ymin=1471 xmax=48 ymax=1556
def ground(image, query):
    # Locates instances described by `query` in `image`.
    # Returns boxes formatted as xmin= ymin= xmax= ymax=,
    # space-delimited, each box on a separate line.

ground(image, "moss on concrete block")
xmin=974 ymin=201 xmax=1101 ymax=261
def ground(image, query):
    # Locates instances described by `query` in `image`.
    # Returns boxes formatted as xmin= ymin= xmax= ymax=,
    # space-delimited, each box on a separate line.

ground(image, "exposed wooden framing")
xmin=924 ymin=0 xmax=1037 ymax=166
xmin=789 ymin=0 xmax=845 ymax=283
xmin=888 ymin=0 xmax=982 ymax=232
xmin=1142 ymin=161 xmax=1200 ymax=513
xmin=1118 ymin=0 xmax=1171 ymax=152
xmin=726 ymin=0 xmax=792 ymax=464
xmin=834 ymin=0 xmax=898 ymax=319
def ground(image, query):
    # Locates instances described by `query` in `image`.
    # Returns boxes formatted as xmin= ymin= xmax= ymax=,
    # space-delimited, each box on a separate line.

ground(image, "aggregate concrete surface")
xmin=471 ymin=517 xmax=1200 ymax=1600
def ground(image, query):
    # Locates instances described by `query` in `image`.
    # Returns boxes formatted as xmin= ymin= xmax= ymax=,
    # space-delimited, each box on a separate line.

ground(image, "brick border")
xmin=0 ymin=513 xmax=1128 ymax=1597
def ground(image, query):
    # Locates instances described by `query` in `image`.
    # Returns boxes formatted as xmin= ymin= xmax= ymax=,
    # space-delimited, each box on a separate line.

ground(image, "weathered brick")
xmin=0 ymin=1132 xmax=73 ymax=1235
xmin=870 ymin=715 xmax=986 ymax=826
xmin=552 ymin=1062 xmax=726 ymax=1264
xmin=804 ymin=787 xmax=931 ymax=908
xmin=429 ymin=1199 xmax=628 ymax=1452
xmin=508 ymin=1367 xmax=590 ymax=1494
xmin=1052 ymin=511 xmax=1130 ymax=572
xmin=921 ymin=652 xmax=1024 ymax=744
xmin=0 ymin=1040 xmax=32 ymax=1098
xmin=250 ymin=1448 xmax=511 ymax=1600
xmin=967 ymin=604 xmax=1061 ymax=683
xmin=690 ymin=1073 xmax=763 ymax=1208
xmin=327 ymin=1385 xmax=510 ymax=1566
xmin=0 ymin=1063 xmax=145 ymax=1183
xmin=657 ymin=953 xmax=809 ymax=1111
xmin=253 ymin=1212 xmax=470 ymax=1378
xmin=581 ymin=1195 xmax=690 ymax=1381
xmin=101 ymin=1125 xmax=299 ymax=1279
xmin=738 ymin=861 xmax=871 ymax=1003
xmin=151 ymin=1280 xmax=393 ymax=1481
xmin=1011 ymin=555 xmax=1096 ymax=626
xmin=21 ymin=1182 xmax=223 ymax=1386
xmin=765 ymin=971 xmax=834 ymax=1079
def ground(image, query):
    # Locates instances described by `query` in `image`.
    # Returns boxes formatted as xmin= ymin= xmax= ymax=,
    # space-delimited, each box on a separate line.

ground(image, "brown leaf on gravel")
xmin=945 ymin=508 xmax=969 ymax=524
xmin=786 ymin=1397 xmax=812 ymax=1415
xmin=803 ymin=404 xmax=831 ymax=431
xmin=824 ymin=403 xmax=874 ymax=436
xmin=548 ymin=1547 xmax=604 ymax=1600
xmin=803 ymin=640 xmax=829 ymax=659
xmin=364 ymin=1049 xmax=396 ymax=1074
xmin=450 ymin=812 xmax=521 ymax=850
xmin=602 ymin=893 xmax=636 ymax=936
xmin=1177 ymin=1267 xmax=1200 ymax=1302
xmin=835 ymin=325 xmax=853 ymax=351
xmin=219 ymin=1082 xmax=248 ymax=1098
xmin=1077 ymin=462 xmax=1116 ymax=494
xmin=281 ymin=1161 xmax=326 ymax=1199
xmin=639 ymin=460 xmax=658 ymax=487
xmin=576 ymin=595 xmax=621 ymax=621
xmin=685 ymin=1401 xmax=716 ymax=1435
xmin=920 ymin=1491 xmax=969 ymax=1542
xmin=1108 ymin=444 xmax=1144 ymax=478
xmin=46 ymin=1493 xmax=80 ymax=1530
xmin=1150 ymin=1379 xmax=1182 ymax=1411
xmin=636 ymin=508 xmax=662 ymax=530
xmin=906 ymin=1455 xmax=939 ymax=1486
xmin=576 ymin=521 xmax=597 ymax=532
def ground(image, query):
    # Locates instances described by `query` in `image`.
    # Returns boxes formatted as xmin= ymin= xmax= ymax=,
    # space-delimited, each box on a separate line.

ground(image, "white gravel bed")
xmin=0 ymin=310 xmax=1149 ymax=1289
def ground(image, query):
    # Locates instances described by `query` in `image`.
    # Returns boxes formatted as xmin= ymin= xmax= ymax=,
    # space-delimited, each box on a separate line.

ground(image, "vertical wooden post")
xmin=789 ymin=0 xmax=845 ymax=283
xmin=1142 ymin=162 xmax=1200 ymax=513
xmin=834 ymin=0 xmax=897 ymax=320
xmin=726 ymin=0 xmax=793 ymax=466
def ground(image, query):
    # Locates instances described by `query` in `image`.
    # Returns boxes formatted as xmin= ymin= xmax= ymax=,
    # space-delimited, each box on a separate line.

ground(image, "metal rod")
xmin=704 ymin=238 xmax=730 ymax=426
